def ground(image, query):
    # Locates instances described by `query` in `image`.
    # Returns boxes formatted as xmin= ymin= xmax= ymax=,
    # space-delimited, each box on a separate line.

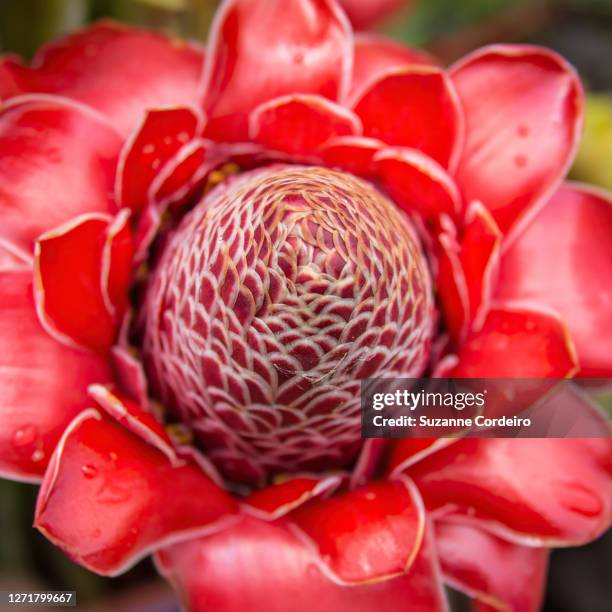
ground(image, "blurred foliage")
xmin=388 ymin=0 xmax=520 ymax=45
xmin=0 ymin=0 xmax=218 ymax=56
xmin=593 ymin=390 xmax=612 ymax=418
xmin=572 ymin=95 xmax=612 ymax=190
xmin=0 ymin=479 xmax=110 ymax=603
xmin=388 ymin=0 xmax=612 ymax=46
xmin=0 ymin=0 xmax=87 ymax=57
xmin=0 ymin=480 xmax=30 ymax=572
xmin=3 ymin=0 xmax=612 ymax=66
xmin=92 ymin=0 xmax=217 ymax=37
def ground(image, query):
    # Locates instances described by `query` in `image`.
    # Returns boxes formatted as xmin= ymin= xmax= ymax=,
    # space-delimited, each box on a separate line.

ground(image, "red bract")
xmin=0 ymin=1 xmax=610 ymax=610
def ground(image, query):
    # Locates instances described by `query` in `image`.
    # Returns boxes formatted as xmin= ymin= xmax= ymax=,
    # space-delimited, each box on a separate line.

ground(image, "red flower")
xmin=0 ymin=1 xmax=610 ymax=610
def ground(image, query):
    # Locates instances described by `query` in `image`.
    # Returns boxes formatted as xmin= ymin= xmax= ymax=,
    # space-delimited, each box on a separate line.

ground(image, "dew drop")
xmin=517 ymin=124 xmax=530 ymax=137
xmin=364 ymin=491 xmax=376 ymax=501
xmin=293 ymin=51 xmax=304 ymax=65
xmin=514 ymin=154 xmax=528 ymax=168
xmin=81 ymin=464 xmax=98 ymax=479
xmin=306 ymin=564 xmax=319 ymax=578
xmin=558 ymin=482 xmax=602 ymax=517
xmin=497 ymin=337 xmax=510 ymax=350
xmin=142 ymin=143 xmax=155 ymax=155
xmin=31 ymin=449 xmax=45 ymax=463
xmin=12 ymin=425 xmax=38 ymax=448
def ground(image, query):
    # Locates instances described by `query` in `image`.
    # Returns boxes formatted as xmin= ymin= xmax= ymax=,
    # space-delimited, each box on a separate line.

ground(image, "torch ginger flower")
xmin=0 ymin=1 xmax=610 ymax=610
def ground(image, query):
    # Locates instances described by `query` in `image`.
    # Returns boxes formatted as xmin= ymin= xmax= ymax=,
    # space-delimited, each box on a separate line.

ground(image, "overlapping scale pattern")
xmin=142 ymin=166 xmax=433 ymax=483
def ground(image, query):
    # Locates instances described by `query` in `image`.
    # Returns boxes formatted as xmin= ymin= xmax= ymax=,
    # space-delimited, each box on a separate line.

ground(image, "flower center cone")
xmin=142 ymin=165 xmax=434 ymax=485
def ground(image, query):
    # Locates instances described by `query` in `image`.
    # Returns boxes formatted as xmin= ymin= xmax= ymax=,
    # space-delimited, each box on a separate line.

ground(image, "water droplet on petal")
xmin=12 ymin=425 xmax=38 ymax=448
xmin=514 ymin=154 xmax=528 ymax=168
xmin=306 ymin=564 xmax=319 ymax=578
xmin=558 ymin=482 xmax=602 ymax=517
xmin=496 ymin=337 xmax=509 ymax=350
xmin=31 ymin=449 xmax=45 ymax=463
xmin=517 ymin=125 xmax=530 ymax=137
xmin=81 ymin=464 xmax=98 ymax=479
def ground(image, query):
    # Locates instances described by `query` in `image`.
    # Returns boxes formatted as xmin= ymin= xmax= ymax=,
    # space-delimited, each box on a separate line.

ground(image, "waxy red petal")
xmin=173 ymin=445 xmax=226 ymax=490
xmin=352 ymin=67 xmax=463 ymax=168
xmin=436 ymin=224 xmax=469 ymax=343
xmin=245 ymin=474 xmax=344 ymax=520
xmin=111 ymin=345 xmax=149 ymax=408
xmin=319 ymin=136 xmax=383 ymax=177
xmin=0 ymin=238 xmax=32 ymax=271
xmin=104 ymin=212 xmax=133 ymax=317
xmin=133 ymin=203 xmax=162 ymax=265
xmin=452 ymin=305 xmax=578 ymax=378
xmin=210 ymin=142 xmax=292 ymax=171
xmin=0 ymin=96 xmax=121 ymax=250
xmin=0 ymin=270 xmax=111 ymax=482
xmin=34 ymin=212 xmax=133 ymax=353
xmin=436 ymin=522 xmax=549 ymax=611
xmin=405 ymin=438 xmax=612 ymax=545
xmin=351 ymin=438 xmax=388 ymax=488
xmin=9 ymin=22 xmax=204 ymax=137
xmin=35 ymin=409 xmax=239 ymax=576
xmin=387 ymin=439 xmax=457 ymax=478
xmin=202 ymin=0 xmax=352 ymax=142
xmin=520 ymin=382 xmax=610 ymax=439
xmin=350 ymin=33 xmax=437 ymax=101
xmin=116 ymin=107 xmax=201 ymax=211
xmin=376 ymin=148 xmax=461 ymax=220
xmin=496 ymin=184 xmax=612 ymax=376
xmin=289 ymin=478 xmax=425 ymax=583
xmin=461 ymin=202 xmax=502 ymax=329
xmin=451 ymin=45 xmax=583 ymax=235
xmin=88 ymin=385 xmax=178 ymax=466
xmin=155 ymin=516 xmax=448 ymax=612
xmin=250 ymin=95 xmax=362 ymax=157
xmin=150 ymin=138 xmax=212 ymax=210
